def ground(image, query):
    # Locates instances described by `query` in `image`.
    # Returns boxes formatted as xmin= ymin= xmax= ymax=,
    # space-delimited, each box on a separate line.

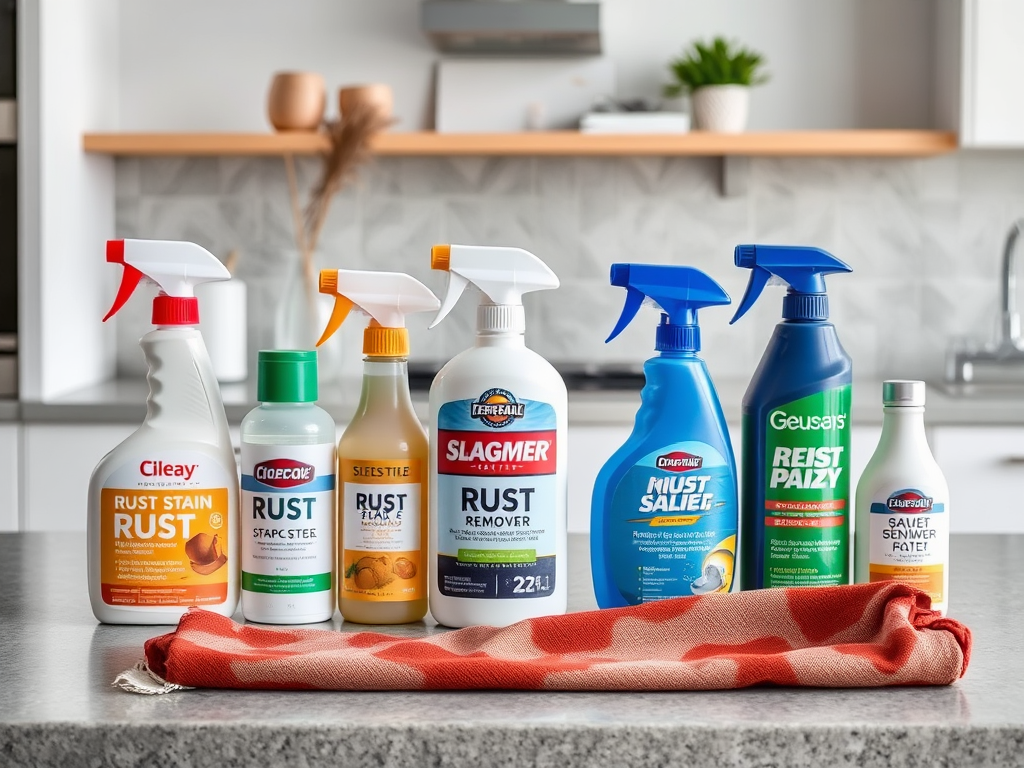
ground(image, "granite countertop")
xmin=18 ymin=377 xmax=1024 ymax=426
xmin=0 ymin=532 xmax=1020 ymax=767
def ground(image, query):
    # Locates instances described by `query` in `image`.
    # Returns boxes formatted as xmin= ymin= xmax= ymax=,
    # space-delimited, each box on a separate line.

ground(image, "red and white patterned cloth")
xmin=139 ymin=582 xmax=970 ymax=691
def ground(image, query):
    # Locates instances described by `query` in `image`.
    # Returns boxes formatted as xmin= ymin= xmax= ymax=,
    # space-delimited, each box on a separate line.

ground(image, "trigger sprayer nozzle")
xmin=605 ymin=263 xmax=730 ymax=354
xmin=735 ymin=244 xmax=757 ymax=268
xmin=430 ymin=244 xmax=451 ymax=271
xmin=319 ymin=270 xmax=338 ymax=295
xmin=102 ymin=239 xmax=230 ymax=326
xmin=316 ymin=268 xmax=440 ymax=354
xmin=609 ymin=263 xmax=630 ymax=286
xmin=428 ymin=243 xmax=559 ymax=332
xmin=730 ymin=244 xmax=852 ymax=324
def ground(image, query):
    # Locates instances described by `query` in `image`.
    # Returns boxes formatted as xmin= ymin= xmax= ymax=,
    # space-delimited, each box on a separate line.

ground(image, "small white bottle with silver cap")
xmin=854 ymin=380 xmax=950 ymax=614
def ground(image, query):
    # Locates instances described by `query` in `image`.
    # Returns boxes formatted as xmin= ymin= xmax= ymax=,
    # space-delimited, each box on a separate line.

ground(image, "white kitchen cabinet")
xmin=22 ymin=424 xmax=136 ymax=531
xmin=932 ymin=426 xmax=1024 ymax=533
xmin=851 ymin=426 xmax=883 ymax=500
xmin=0 ymin=425 xmax=20 ymax=531
xmin=21 ymin=423 xmax=244 ymax=532
xmin=566 ymin=425 xmax=630 ymax=533
xmin=936 ymin=0 xmax=1024 ymax=147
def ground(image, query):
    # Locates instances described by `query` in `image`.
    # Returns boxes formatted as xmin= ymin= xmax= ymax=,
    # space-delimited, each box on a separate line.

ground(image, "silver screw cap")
xmin=882 ymin=379 xmax=925 ymax=406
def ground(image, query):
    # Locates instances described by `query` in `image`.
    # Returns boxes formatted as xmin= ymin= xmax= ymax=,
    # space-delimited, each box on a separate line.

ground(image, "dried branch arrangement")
xmin=283 ymin=101 xmax=394 ymax=314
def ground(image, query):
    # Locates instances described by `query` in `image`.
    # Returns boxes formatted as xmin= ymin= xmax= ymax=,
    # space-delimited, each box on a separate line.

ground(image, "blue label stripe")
xmin=241 ymin=474 xmax=336 ymax=493
xmin=870 ymin=502 xmax=945 ymax=513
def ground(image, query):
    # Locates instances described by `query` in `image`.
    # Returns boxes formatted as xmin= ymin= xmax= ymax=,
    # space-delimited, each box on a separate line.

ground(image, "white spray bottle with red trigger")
xmin=88 ymin=239 xmax=239 ymax=624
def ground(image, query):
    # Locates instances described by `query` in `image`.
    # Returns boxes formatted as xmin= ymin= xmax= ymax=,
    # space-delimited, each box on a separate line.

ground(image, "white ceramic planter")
xmin=691 ymin=85 xmax=750 ymax=133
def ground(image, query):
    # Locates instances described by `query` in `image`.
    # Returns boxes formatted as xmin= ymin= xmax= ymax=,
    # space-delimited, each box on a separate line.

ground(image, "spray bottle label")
xmin=436 ymin=392 xmax=558 ymax=599
xmin=758 ymin=386 xmax=851 ymax=587
xmin=608 ymin=441 xmax=736 ymax=603
xmin=869 ymin=488 xmax=947 ymax=604
xmin=340 ymin=459 xmax=425 ymax=602
xmin=99 ymin=451 xmax=232 ymax=607
xmin=241 ymin=444 xmax=335 ymax=598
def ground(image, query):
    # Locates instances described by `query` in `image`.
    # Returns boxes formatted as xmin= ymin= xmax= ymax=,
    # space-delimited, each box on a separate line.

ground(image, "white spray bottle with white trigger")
xmin=88 ymin=239 xmax=239 ymax=624
xmin=428 ymin=244 xmax=567 ymax=628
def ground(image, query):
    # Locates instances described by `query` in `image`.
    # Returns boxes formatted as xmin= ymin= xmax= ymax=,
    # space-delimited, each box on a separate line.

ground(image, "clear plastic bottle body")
xmin=338 ymin=359 xmax=429 ymax=624
xmin=854 ymin=404 xmax=950 ymax=614
xmin=240 ymin=402 xmax=337 ymax=624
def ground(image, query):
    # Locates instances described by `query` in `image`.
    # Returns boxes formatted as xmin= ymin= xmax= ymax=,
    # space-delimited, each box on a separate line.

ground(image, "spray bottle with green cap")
xmin=240 ymin=351 xmax=336 ymax=625
xmin=427 ymin=243 xmax=567 ymax=628
xmin=591 ymin=263 xmax=737 ymax=608
xmin=317 ymin=268 xmax=440 ymax=625
xmin=730 ymin=244 xmax=853 ymax=590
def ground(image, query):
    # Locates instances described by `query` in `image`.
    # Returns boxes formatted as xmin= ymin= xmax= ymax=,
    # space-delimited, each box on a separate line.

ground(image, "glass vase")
xmin=273 ymin=253 xmax=345 ymax=383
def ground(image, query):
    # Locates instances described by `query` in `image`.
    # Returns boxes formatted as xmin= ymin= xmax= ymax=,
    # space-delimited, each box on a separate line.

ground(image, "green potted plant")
xmin=664 ymin=37 xmax=768 ymax=133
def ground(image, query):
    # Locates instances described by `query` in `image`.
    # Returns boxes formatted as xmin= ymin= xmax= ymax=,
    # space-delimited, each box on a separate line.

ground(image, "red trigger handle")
xmin=103 ymin=264 xmax=145 ymax=322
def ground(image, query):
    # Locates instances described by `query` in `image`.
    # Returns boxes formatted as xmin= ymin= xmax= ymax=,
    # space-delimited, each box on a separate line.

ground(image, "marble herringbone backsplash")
xmin=113 ymin=151 xmax=1024 ymax=383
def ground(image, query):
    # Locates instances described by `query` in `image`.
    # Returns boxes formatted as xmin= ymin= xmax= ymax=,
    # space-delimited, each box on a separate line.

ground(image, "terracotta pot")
xmin=338 ymin=84 xmax=393 ymax=123
xmin=267 ymin=72 xmax=326 ymax=132
xmin=691 ymin=85 xmax=749 ymax=133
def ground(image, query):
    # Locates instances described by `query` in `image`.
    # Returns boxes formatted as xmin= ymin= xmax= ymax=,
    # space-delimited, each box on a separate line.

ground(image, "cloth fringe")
xmin=114 ymin=660 xmax=194 ymax=695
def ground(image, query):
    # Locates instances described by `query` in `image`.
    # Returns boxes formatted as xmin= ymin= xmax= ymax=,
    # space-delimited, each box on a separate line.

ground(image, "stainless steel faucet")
xmin=947 ymin=218 xmax=1024 ymax=383
xmin=999 ymin=220 xmax=1024 ymax=350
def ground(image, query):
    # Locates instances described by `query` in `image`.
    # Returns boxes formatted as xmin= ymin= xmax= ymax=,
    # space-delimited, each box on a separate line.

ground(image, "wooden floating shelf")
xmin=82 ymin=130 xmax=959 ymax=158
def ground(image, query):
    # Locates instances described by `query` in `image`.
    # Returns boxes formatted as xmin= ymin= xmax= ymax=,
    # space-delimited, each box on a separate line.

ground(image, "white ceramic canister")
xmin=196 ymin=278 xmax=248 ymax=383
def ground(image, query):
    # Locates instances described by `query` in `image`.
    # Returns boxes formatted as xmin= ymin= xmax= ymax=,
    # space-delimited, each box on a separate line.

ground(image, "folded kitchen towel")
xmin=118 ymin=582 xmax=971 ymax=694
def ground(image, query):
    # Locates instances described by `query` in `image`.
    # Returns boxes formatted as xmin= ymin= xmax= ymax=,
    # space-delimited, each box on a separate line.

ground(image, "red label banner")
xmin=437 ymin=430 xmax=557 ymax=476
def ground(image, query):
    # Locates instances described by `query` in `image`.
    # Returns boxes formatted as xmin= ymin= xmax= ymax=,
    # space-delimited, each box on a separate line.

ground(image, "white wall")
xmin=18 ymin=0 xmax=937 ymax=401
xmin=605 ymin=0 xmax=933 ymax=130
xmin=118 ymin=0 xmax=437 ymax=132
xmin=19 ymin=0 xmax=119 ymax=401
xmin=116 ymin=0 xmax=934 ymax=132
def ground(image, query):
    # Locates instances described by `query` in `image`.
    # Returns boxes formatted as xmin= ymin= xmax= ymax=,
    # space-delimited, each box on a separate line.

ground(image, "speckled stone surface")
xmin=0 ymin=533 xmax=1020 ymax=768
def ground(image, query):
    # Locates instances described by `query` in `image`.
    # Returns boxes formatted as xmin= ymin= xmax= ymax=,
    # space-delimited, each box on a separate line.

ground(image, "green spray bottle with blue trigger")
xmin=591 ymin=264 xmax=738 ymax=608
xmin=730 ymin=244 xmax=853 ymax=590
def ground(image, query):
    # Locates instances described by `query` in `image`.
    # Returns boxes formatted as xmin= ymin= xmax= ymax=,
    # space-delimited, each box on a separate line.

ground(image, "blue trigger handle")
xmin=606 ymin=263 xmax=731 ymax=348
xmin=607 ymin=286 xmax=645 ymax=343
xmin=730 ymin=266 xmax=771 ymax=325
xmin=730 ymin=244 xmax=852 ymax=324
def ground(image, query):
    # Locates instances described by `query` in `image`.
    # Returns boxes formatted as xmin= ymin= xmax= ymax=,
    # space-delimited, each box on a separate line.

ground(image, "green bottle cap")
xmin=257 ymin=350 xmax=318 ymax=403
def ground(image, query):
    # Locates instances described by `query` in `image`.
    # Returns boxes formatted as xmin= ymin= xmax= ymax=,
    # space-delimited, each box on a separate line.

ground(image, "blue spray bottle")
xmin=730 ymin=244 xmax=853 ymax=590
xmin=591 ymin=264 xmax=738 ymax=608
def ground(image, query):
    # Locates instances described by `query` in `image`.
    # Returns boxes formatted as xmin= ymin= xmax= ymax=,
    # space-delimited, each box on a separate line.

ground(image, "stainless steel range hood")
xmin=421 ymin=1 xmax=601 ymax=55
